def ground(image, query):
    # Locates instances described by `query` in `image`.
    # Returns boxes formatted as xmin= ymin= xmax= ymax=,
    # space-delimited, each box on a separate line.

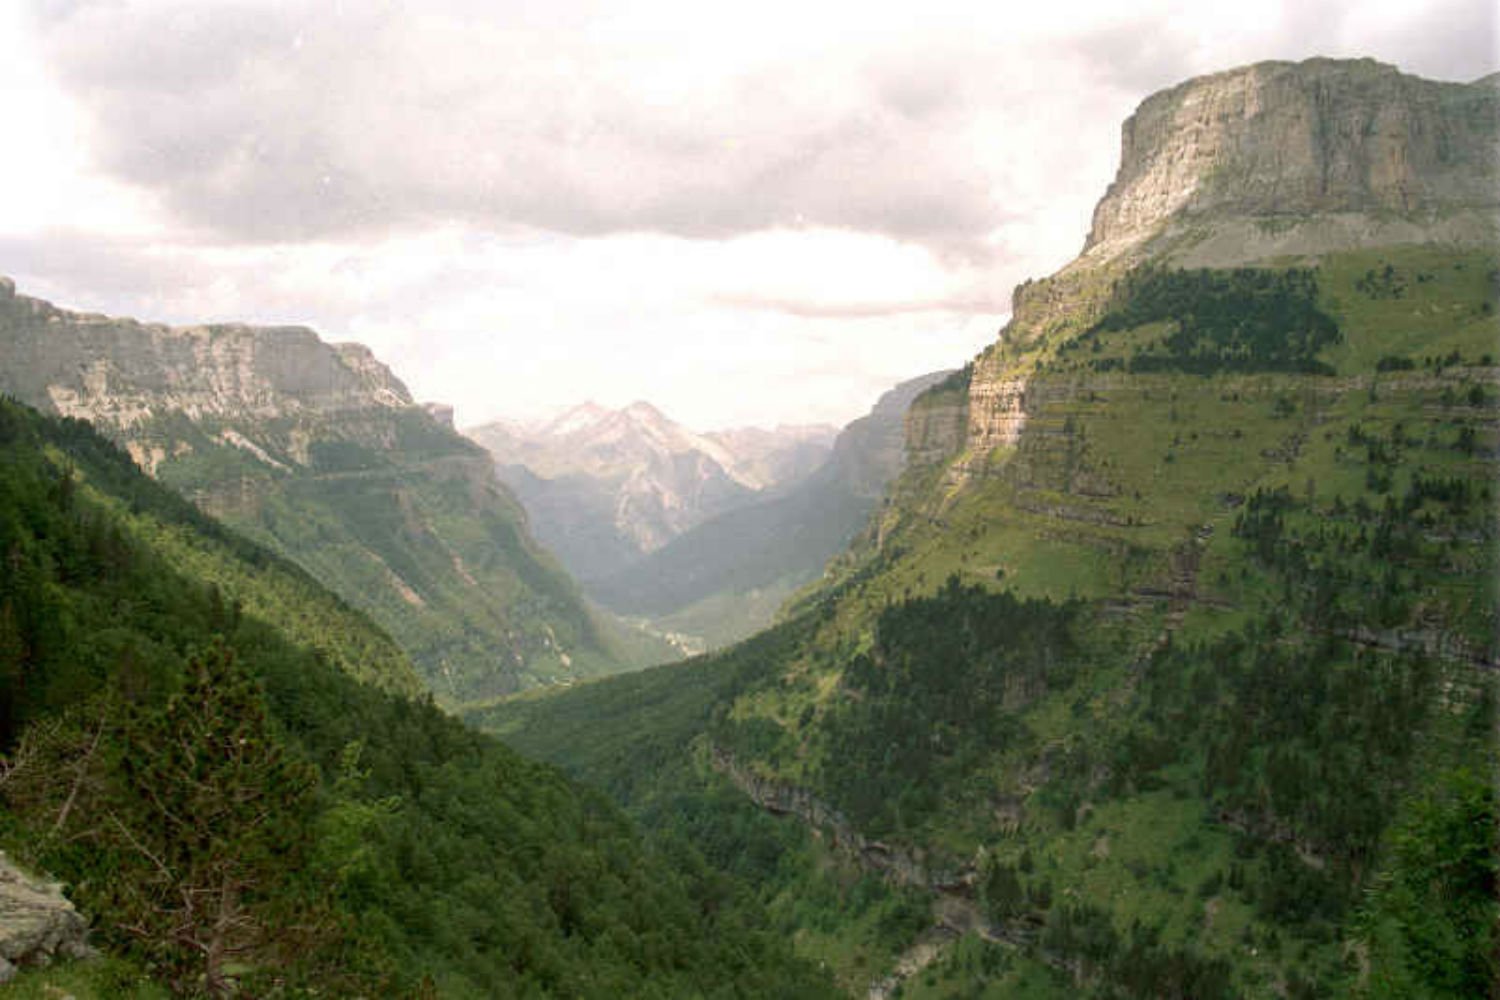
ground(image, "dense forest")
xmin=1062 ymin=266 xmax=1344 ymax=374
xmin=0 ymin=398 xmax=833 ymax=997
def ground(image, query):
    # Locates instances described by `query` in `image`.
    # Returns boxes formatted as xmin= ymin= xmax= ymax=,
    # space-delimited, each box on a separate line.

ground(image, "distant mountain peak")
xmin=467 ymin=400 xmax=841 ymax=581
xmin=623 ymin=400 xmax=667 ymax=420
xmin=544 ymin=400 xmax=613 ymax=436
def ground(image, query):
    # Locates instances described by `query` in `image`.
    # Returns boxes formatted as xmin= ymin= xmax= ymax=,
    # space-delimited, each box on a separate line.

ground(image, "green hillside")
xmin=476 ymin=244 xmax=1499 ymax=997
xmin=0 ymin=397 xmax=832 ymax=998
xmin=0 ymin=284 xmax=626 ymax=704
xmin=156 ymin=410 xmax=623 ymax=702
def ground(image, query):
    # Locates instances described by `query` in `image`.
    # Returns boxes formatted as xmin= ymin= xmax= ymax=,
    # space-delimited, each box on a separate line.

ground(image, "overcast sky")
xmin=1 ymin=0 xmax=1495 ymax=430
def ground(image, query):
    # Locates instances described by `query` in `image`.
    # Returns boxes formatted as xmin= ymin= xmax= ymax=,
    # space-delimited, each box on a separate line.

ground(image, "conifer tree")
xmin=107 ymin=644 xmax=323 ymax=996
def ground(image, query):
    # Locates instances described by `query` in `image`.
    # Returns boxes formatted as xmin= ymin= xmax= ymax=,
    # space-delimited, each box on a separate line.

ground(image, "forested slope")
xmin=0 ymin=397 xmax=832 ymax=998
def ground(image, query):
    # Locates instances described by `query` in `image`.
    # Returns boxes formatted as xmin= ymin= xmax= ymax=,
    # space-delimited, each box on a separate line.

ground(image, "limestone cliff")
xmin=934 ymin=58 xmax=1500 ymax=468
xmin=0 ymin=279 xmax=618 ymax=701
xmin=0 ymin=278 xmax=411 ymax=433
xmin=1083 ymin=58 xmax=1499 ymax=265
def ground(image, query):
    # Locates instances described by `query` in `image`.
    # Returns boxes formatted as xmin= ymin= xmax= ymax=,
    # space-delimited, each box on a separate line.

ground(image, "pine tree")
xmin=107 ymin=644 xmax=324 ymax=996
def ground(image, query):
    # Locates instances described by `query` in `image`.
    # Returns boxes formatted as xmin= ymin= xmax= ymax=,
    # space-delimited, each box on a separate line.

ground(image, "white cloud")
xmin=1 ymin=0 xmax=1495 ymax=429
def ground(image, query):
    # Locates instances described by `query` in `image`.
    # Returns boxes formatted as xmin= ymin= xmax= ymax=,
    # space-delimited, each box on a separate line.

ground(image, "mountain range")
xmin=470 ymin=382 xmax=949 ymax=650
xmin=477 ymin=57 xmax=1500 ymax=998
xmin=585 ymin=372 xmax=952 ymax=640
xmin=0 ymin=286 xmax=620 ymax=703
xmin=467 ymin=402 xmax=836 ymax=584
xmin=0 ymin=53 xmax=1494 ymax=1000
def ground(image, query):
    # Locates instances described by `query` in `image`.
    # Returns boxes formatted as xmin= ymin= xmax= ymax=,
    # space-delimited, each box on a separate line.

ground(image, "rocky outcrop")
xmin=902 ymin=374 xmax=970 ymax=468
xmin=0 ymin=853 xmax=92 ymax=983
xmin=961 ymin=374 xmax=1028 ymax=454
xmin=950 ymin=59 xmax=1500 ymax=469
xmin=1082 ymin=58 xmax=1500 ymax=265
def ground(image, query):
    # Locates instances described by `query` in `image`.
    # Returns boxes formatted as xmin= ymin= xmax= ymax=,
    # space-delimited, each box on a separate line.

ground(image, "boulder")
xmin=0 ymin=851 xmax=92 ymax=983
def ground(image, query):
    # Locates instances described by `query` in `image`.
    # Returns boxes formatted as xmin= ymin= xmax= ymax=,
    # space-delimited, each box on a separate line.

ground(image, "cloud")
xmin=711 ymin=293 xmax=1010 ymax=320
xmin=9 ymin=0 xmax=1498 ymax=431
xmin=27 ymin=0 xmax=1016 ymax=249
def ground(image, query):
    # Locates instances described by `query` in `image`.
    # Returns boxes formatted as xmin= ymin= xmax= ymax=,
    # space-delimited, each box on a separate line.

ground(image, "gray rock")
xmin=0 ymin=852 xmax=92 ymax=973
xmin=1083 ymin=58 xmax=1500 ymax=264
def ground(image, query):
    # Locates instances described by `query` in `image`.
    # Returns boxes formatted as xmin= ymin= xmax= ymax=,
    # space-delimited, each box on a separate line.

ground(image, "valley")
xmin=474 ymin=58 xmax=1500 ymax=998
xmin=468 ymin=382 xmax=943 ymax=654
xmin=2 ymin=48 xmax=1496 ymax=1000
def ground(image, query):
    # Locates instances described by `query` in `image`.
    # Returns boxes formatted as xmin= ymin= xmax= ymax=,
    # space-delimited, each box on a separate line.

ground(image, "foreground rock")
xmin=0 ymin=852 xmax=91 ymax=983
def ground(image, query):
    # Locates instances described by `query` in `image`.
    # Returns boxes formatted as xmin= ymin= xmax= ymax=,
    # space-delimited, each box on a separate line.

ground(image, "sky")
xmin=1 ymin=0 xmax=1495 ymax=431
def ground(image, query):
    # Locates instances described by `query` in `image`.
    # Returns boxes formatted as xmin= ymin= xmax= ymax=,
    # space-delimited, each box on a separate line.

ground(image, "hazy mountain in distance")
xmin=466 ymin=401 xmax=836 ymax=583
xmin=588 ymin=371 xmax=954 ymax=636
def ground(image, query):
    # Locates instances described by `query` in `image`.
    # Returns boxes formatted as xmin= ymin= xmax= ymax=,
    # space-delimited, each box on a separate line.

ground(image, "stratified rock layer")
xmin=934 ymin=58 xmax=1500 ymax=469
xmin=1084 ymin=58 xmax=1499 ymax=263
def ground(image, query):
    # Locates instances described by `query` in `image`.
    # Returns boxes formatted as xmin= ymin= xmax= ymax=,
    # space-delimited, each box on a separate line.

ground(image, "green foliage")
xmin=1040 ymin=904 xmax=1235 ymax=999
xmin=4 ymin=646 xmax=326 ymax=996
xmin=1075 ymin=265 xmax=1342 ymax=374
xmin=143 ymin=404 xmax=621 ymax=703
xmin=478 ymin=249 xmax=1499 ymax=998
xmin=472 ymin=609 xmax=939 ymax=991
xmin=0 ymin=398 xmax=832 ymax=997
xmin=809 ymin=579 xmax=1079 ymax=836
xmin=1354 ymin=767 xmax=1499 ymax=998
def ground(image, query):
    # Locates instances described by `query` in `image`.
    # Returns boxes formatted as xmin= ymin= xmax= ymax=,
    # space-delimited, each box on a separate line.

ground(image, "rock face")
xmin=904 ymin=371 xmax=972 ymax=467
xmin=933 ymin=58 xmax=1500 ymax=469
xmin=831 ymin=372 xmax=954 ymax=490
xmin=0 ymin=854 xmax=91 ymax=983
xmin=709 ymin=745 xmax=967 ymax=890
xmin=0 ymin=281 xmax=617 ymax=701
xmin=0 ymin=281 xmax=412 ymax=445
xmin=468 ymin=402 xmax=836 ymax=583
xmin=1083 ymin=58 xmax=1499 ymax=265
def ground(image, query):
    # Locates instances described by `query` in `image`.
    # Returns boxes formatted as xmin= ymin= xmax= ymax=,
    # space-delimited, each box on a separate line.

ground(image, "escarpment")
xmin=1083 ymin=58 xmax=1500 ymax=264
xmin=914 ymin=58 xmax=1500 ymax=472
xmin=0 ymin=280 xmax=412 ymax=431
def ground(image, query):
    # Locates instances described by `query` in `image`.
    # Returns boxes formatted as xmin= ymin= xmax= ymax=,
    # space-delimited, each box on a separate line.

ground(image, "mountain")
xmin=1079 ymin=57 xmax=1498 ymax=268
xmin=0 ymin=282 xmax=618 ymax=703
xmin=467 ymin=401 xmax=836 ymax=583
xmin=589 ymin=372 xmax=953 ymax=641
xmin=0 ymin=397 xmax=834 ymax=997
xmin=476 ymin=58 xmax=1499 ymax=998
xmin=705 ymin=423 xmax=840 ymax=489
